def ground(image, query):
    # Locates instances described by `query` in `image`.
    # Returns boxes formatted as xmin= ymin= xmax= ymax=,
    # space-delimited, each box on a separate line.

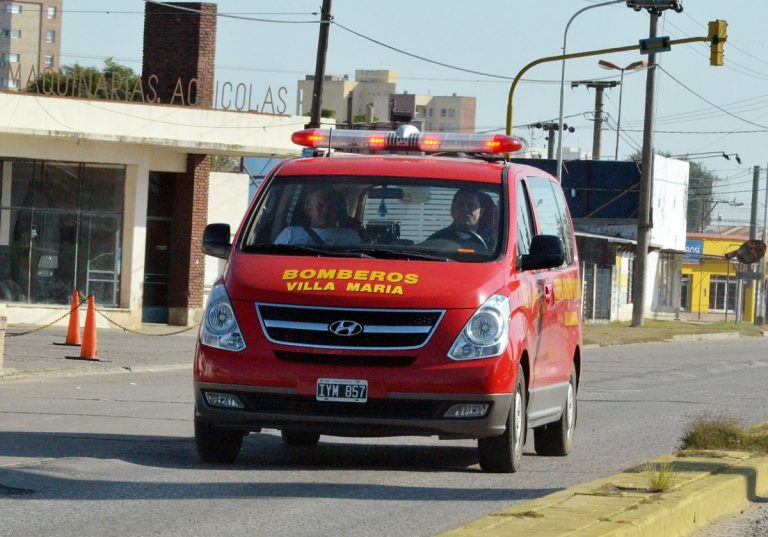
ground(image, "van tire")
xmin=281 ymin=430 xmax=321 ymax=447
xmin=195 ymin=418 xmax=244 ymax=463
xmin=534 ymin=365 xmax=577 ymax=456
xmin=477 ymin=365 xmax=526 ymax=473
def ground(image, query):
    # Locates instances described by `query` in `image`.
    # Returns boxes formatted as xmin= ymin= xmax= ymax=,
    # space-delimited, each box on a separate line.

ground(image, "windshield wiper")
xmin=245 ymin=244 xmax=372 ymax=258
xmin=347 ymin=247 xmax=454 ymax=262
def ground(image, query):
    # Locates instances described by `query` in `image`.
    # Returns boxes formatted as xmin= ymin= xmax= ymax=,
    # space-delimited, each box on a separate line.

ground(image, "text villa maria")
xmin=9 ymin=65 xmax=288 ymax=113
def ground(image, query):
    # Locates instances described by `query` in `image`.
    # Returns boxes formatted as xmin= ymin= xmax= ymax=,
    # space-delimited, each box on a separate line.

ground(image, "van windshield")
xmin=241 ymin=176 xmax=503 ymax=262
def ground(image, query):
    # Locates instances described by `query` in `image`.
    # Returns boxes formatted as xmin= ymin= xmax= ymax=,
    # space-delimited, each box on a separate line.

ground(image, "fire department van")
xmin=195 ymin=126 xmax=582 ymax=473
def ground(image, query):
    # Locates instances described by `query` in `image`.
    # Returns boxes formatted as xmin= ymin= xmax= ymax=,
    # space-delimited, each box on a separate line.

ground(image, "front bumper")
xmin=195 ymin=381 xmax=512 ymax=439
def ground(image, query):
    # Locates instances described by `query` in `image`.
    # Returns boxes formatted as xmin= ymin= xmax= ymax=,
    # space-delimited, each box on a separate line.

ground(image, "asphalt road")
xmin=1 ymin=336 xmax=768 ymax=537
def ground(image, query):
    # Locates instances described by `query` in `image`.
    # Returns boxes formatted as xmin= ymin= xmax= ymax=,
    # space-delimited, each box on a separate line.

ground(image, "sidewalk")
xmin=1 ymin=324 xmax=197 ymax=379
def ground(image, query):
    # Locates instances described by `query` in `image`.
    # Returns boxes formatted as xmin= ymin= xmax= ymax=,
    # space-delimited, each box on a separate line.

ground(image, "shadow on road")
xmin=0 ymin=431 xmax=556 ymax=502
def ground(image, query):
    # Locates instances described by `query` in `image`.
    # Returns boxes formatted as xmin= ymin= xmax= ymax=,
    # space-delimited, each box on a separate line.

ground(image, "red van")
xmin=195 ymin=126 xmax=582 ymax=473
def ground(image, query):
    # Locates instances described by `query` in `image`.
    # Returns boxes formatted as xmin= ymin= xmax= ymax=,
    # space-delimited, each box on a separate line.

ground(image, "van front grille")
xmin=256 ymin=303 xmax=444 ymax=350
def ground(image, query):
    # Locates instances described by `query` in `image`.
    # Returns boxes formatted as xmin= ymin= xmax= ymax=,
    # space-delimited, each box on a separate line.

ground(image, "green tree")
xmin=24 ymin=58 xmax=143 ymax=101
xmin=320 ymin=108 xmax=336 ymax=119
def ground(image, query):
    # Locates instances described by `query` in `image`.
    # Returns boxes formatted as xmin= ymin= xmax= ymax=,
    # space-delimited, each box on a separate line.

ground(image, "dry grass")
xmin=583 ymin=319 xmax=765 ymax=347
xmin=679 ymin=417 xmax=768 ymax=454
xmin=644 ymin=461 xmax=678 ymax=493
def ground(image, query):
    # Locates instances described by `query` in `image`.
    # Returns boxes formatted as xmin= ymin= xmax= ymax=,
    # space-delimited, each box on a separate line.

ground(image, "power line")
xmin=142 ymin=1 xmax=318 ymax=23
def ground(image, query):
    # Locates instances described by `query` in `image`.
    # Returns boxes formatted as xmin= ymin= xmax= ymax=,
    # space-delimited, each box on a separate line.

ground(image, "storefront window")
xmin=709 ymin=276 xmax=736 ymax=312
xmin=0 ymin=160 xmax=125 ymax=306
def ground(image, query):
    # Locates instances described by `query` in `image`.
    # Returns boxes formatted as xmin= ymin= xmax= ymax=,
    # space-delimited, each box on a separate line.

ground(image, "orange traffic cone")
xmin=55 ymin=289 xmax=82 ymax=346
xmin=66 ymin=295 xmax=99 ymax=361
xmin=79 ymin=295 xmax=99 ymax=360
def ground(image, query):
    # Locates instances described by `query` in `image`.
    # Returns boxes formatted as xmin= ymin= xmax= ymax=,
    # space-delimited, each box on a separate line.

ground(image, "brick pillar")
xmin=142 ymin=2 xmax=216 ymax=325
xmin=142 ymin=2 xmax=217 ymax=108
xmin=168 ymin=155 xmax=210 ymax=325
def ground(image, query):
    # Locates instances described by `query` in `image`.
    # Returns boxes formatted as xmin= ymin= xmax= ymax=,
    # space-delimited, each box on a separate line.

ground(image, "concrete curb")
xmin=0 ymin=363 xmax=191 ymax=382
xmin=439 ymin=451 xmax=768 ymax=537
xmin=670 ymin=332 xmax=741 ymax=342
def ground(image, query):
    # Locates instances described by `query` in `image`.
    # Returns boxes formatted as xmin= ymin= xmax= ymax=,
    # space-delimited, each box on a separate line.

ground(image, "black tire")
xmin=534 ymin=365 xmax=577 ymax=456
xmin=477 ymin=365 xmax=526 ymax=473
xmin=194 ymin=418 xmax=244 ymax=463
xmin=281 ymin=430 xmax=321 ymax=447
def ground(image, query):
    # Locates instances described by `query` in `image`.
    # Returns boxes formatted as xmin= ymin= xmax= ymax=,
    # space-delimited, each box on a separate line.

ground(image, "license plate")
xmin=316 ymin=378 xmax=368 ymax=403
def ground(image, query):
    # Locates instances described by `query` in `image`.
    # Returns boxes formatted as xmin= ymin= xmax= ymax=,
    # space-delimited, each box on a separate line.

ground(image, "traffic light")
xmin=708 ymin=20 xmax=727 ymax=66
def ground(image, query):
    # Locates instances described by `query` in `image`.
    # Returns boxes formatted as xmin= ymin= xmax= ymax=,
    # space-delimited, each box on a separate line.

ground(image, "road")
xmin=1 ymin=337 xmax=767 ymax=537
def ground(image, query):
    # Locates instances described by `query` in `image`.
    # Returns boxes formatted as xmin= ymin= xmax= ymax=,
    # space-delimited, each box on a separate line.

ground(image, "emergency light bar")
xmin=291 ymin=127 xmax=524 ymax=155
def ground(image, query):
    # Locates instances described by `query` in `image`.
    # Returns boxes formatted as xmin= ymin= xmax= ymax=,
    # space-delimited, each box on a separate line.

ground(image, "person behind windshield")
xmin=274 ymin=186 xmax=362 ymax=245
xmin=425 ymin=188 xmax=494 ymax=250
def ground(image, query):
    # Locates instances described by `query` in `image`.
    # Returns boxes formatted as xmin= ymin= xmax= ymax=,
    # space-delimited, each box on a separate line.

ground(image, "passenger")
xmin=426 ymin=188 xmax=495 ymax=250
xmin=274 ymin=186 xmax=362 ymax=245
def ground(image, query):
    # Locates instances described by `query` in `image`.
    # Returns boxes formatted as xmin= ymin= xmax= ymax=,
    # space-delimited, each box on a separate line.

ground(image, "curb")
xmin=670 ymin=332 xmax=741 ymax=342
xmin=0 ymin=363 xmax=191 ymax=382
xmin=439 ymin=451 xmax=768 ymax=537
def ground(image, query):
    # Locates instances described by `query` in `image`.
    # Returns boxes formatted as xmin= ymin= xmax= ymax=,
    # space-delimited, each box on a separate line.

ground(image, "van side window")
xmin=526 ymin=177 xmax=574 ymax=265
xmin=516 ymin=180 xmax=535 ymax=256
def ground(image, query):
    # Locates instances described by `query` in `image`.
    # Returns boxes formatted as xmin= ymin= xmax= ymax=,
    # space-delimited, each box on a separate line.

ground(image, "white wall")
xmin=205 ymin=172 xmax=251 ymax=288
xmin=651 ymin=155 xmax=689 ymax=251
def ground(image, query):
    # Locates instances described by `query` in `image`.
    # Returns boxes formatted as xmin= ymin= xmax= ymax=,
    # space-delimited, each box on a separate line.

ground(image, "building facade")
xmin=0 ymin=2 xmax=308 ymax=329
xmin=681 ymin=232 xmax=765 ymax=323
xmin=0 ymin=0 xmax=62 ymax=90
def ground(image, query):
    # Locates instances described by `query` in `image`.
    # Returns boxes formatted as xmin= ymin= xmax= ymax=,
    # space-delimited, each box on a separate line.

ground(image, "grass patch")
xmin=582 ymin=319 xmax=764 ymax=347
xmin=509 ymin=511 xmax=544 ymax=519
xmin=644 ymin=461 xmax=678 ymax=493
xmin=679 ymin=417 xmax=768 ymax=454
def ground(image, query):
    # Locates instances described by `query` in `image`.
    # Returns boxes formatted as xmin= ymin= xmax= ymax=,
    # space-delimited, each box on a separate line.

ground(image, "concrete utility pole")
xmin=630 ymin=13 xmax=660 ymax=327
xmin=760 ymin=164 xmax=768 ymax=324
xmin=307 ymin=0 xmax=332 ymax=129
xmin=571 ymin=80 xmax=619 ymax=160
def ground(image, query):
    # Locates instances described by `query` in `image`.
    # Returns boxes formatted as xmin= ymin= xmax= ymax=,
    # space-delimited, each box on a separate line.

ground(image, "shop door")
xmin=142 ymin=173 xmax=175 ymax=323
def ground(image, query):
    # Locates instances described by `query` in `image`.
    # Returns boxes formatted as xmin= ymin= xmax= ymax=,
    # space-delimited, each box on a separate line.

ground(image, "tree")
xmin=320 ymin=108 xmax=336 ymax=119
xmin=24 ymin=58 xmax=143 ymax=101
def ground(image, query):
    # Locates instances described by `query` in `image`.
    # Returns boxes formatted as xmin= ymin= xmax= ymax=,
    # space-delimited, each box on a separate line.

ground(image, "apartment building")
xmin=297 ymin=69 xmax=476 ymax=132
xmin=0 ymin=0 xmax=62 ymax=90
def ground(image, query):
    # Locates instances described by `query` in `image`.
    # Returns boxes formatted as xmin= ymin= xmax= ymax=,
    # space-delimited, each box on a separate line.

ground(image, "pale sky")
xmin=60 ymin=0 xmax=768 ymax=227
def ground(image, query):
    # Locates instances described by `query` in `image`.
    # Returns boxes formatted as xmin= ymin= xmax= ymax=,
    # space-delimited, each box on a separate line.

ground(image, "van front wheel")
xmin=477 ymin=365 xmax=526 ymax=473
xmin=195 ymin=418 xmax=244 ymax=463
xmin=534 ymin=365 xmax=577 ymax=456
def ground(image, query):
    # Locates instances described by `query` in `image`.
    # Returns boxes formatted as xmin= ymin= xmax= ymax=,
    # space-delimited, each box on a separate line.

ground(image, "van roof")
xmin=277 ymin=154 xmax=510 ymax=183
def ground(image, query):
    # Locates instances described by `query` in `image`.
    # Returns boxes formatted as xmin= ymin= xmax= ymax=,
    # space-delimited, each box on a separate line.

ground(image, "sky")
xmin=59 ymin=0 xmax=768 ymax=227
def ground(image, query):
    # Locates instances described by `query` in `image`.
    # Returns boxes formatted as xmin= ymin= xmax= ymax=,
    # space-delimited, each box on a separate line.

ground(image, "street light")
xmin=598 ymin=59 xmax=648 ymax=160
xmin=555 ymin=0 xmax=625 ymax=183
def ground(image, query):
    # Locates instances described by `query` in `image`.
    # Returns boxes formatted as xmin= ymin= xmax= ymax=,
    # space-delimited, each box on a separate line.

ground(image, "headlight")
xmin=200 ymin=283 xmax=246 ymax=351
xmin=448 ymin=295 xmax=510 ymax=360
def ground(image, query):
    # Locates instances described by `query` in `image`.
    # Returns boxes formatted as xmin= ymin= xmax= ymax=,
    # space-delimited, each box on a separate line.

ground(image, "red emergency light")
xmin=291 ymin=128 xmax=524 ymax=155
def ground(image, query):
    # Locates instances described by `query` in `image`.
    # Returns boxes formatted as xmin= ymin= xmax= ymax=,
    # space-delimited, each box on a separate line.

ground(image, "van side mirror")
xmin=202 ymin=223 xmax=231 ymax=259
xmin=519 ymin=234 xmax=565 ymax=271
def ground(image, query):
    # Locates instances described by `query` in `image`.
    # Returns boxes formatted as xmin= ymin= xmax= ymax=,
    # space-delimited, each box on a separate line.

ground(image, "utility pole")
xmin=750 ymin=165 xmax=761 ymax=324
xmin=307 ymin=0 xmax=332 ymax=129
xmin=760 ymin=164 xmax=768 ymax=324
xmin=571 ymin=80 xmax=619 ymax=160
xmin=631 ymin=12 xmax=660 ymax=327
xmin=534 ymin=122 xmax=574 ymax=159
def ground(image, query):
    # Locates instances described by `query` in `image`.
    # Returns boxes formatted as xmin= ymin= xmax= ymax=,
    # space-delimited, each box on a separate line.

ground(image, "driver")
xmin=426 ymin=189 xmax=494 ymax=250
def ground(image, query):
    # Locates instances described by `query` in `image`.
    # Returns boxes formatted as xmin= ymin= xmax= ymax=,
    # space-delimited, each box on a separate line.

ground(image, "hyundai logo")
xmin=329 ymin=320 xmax=364 ymax=337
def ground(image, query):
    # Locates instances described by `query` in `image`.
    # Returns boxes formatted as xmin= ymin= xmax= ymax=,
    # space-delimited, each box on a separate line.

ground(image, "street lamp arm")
xmin=505 ymin=35 xmax=707 ymax=136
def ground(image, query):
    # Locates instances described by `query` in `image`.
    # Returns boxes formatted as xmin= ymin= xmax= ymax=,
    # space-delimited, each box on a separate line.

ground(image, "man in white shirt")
xmin=274 ymin=186 xmax=362 ymax=245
